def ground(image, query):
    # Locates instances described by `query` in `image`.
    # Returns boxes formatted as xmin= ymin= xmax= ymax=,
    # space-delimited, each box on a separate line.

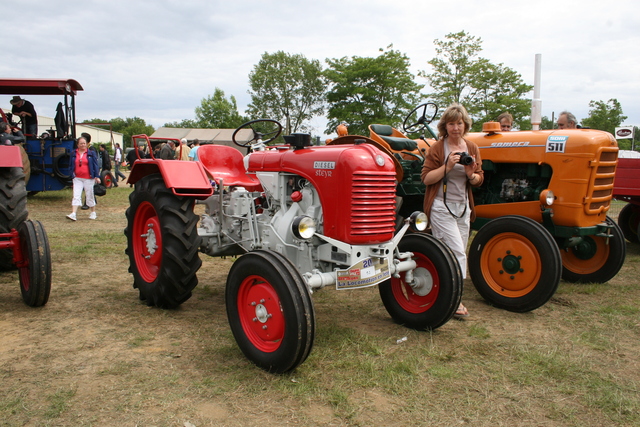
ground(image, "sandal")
xmin=454 ymin=303 xmax=469 ymax=319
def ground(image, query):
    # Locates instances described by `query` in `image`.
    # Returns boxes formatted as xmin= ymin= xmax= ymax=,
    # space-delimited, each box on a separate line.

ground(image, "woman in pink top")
xmin=66 ymin=137 xmax=101 ymax=221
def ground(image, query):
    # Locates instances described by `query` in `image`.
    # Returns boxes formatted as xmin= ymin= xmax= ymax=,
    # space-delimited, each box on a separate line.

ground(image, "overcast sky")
xmin=4 ymin=0 xmax=639 ymax=136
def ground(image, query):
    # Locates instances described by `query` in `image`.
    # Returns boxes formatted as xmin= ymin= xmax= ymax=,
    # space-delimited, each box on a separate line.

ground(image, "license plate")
xmin=336 ymin=257 xmax=390 ymax=290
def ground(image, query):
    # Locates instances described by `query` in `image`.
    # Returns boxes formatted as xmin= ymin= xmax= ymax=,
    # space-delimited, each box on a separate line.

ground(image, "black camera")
xmin=456 ymin=152 xmax=474 ymax=166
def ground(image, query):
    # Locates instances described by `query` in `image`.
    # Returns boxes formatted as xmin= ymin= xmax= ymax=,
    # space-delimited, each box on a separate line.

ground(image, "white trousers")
xmin=72 ymin=177 xmax=96 ymax=207
xmin=430 ymin=198 xmax=471 ymax=279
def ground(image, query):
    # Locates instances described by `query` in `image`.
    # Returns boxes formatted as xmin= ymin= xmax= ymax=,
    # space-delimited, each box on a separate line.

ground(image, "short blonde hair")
xmin=497 ymin=112 xmax=513 ymax=124
xmin=437 ymin=103 xmax=472 ymax=139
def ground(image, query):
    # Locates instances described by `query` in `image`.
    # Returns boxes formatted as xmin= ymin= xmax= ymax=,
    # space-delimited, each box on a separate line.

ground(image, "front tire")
xmin=226 ymin=251 xmax=315 ymax=373
xmin=560 ymin=216 xmax=626 ymax=284
xmin=469 ymin=216 xmax=561 ymax=312
xmin=379 ymin=233 xmax=462 ymax=330
xmin=0 ymin=167 xmax=28 ymax=270
xmin=125 ymin=173 xmax=201 ymax=308
xmin=18 ymin=220 xmax=51 ymax=307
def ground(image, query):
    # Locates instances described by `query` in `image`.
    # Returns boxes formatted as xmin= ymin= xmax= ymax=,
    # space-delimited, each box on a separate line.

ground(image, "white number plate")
xmin=336 ymin=257 xmax=390 ymax=290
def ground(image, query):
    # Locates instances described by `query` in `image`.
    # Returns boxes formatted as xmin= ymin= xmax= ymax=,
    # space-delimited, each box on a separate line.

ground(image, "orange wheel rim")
xmin=561 ymin=236 xmax=609 ymax=275
xmin=479 ymin=232 xmax=542 ymax=297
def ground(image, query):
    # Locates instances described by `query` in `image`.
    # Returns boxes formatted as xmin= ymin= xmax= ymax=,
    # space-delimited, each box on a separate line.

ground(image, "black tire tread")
xmin=124 ymin=174 xmax=201 ymax=308
xmin=0 ymin=167 xmax=28 ymax=270
xmin=18 ymin=220 xmax=52 ymax=307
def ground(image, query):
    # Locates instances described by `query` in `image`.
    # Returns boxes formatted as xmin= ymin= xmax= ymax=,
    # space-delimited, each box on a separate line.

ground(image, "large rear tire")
xmin=469 ymin=216 xmax=561 ymax=312
xmin=125 ymin=173 xmax=201 ymax=308
xmin=18 ymin=220 xmax=51 ymax=307
xmin=560 ymin=216 xmax=626 ymax=284
xmin=379 ymin=233 xmax=462 ymax=330
xmin=0 ymin=167 xmax=28 ymax=270
xmin=617 ymin=203 xmax=639 ymax=243
xmin=226 ymin=251 xmax=315 ymax=373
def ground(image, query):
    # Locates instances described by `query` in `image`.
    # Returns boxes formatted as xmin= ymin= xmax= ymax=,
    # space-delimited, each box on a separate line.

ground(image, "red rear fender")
xmin=128 ymin=159 xmax=213 ymax=198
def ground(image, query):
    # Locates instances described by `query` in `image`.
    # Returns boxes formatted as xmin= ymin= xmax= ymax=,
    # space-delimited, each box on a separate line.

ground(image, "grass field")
xmin=0 ymin=186 xmax=638 ymax=426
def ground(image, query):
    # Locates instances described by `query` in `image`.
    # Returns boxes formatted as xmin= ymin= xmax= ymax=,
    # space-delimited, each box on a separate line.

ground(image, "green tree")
xmin=84 ymin=117 xmax=154 ymax=148
xmin=324 ymin=46 xmax=423 ymax=136
xmin=247 ymin=51 xmax=325 ymax=135
xmin=194 ymin=88 xmax=246 ymax=129
xmin=581 ymin=98 xmax=627 ymax=135
xmin=164 ymin=118 xmax=198 ymax=128
xmin=423 ymin=31 xmax=532 ymax=131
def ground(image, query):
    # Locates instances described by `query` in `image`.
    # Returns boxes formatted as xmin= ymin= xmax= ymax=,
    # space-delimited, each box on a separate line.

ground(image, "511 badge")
xmin=546 ymin=135 xmax=568 ymax=153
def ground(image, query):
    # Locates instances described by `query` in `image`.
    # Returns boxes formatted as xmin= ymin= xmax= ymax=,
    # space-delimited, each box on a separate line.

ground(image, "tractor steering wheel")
xmin=232 ymin=119 xmax=283 ymax=148
xmin=403 ymin=103 xmax=438 ymax=136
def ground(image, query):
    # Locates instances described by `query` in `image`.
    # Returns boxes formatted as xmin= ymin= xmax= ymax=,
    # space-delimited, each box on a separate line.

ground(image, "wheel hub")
xmin=570 ymin=237 xmax=597 ymax=260
xmin=142 ymin=224 xmax=158 ymax=256
xmin=501 ymin=254 xmax=521 ymax=275
xmin=254 ymin=303 xmax=270 ymax=323
xmin=410 ymin=267 xmax=433 ymax=296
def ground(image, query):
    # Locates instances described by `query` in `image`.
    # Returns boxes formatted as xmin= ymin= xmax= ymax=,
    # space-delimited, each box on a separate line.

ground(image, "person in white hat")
xmin=10 ymin=96 xmax=38 ymax=136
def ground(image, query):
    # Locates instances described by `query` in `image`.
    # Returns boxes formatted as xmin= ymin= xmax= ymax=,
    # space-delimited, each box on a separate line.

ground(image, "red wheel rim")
xmin=132 ymin=201 xmax=163 ymax=283
xmin=237 ymin=275 xmax=285 ymax=352
xmin=390 ymin=252 xmax=440 ymax=313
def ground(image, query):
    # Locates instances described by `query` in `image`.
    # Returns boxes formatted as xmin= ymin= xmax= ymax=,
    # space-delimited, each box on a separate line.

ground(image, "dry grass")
xmin=1 ymin=185 xmax=639 ymax=426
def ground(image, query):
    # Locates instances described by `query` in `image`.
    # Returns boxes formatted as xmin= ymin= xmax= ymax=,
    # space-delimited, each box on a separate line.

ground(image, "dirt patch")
xmin=1 ymin=187 xmax=639 ymax=426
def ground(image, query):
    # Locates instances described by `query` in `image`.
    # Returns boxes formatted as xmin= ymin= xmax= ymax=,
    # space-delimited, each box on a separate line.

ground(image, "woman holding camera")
xmin=421 ymin=103 xmax=483 ymax=318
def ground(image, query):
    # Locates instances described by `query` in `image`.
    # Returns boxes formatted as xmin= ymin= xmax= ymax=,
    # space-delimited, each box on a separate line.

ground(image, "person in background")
xmin=0 ymin=121 xmax=25 ymax=145
xmin=188 ymin=138 xmax=201 ymax=161
xmin=176 ymin=138 xmax=190 ymax=161
xmin=421 ymin=103 xmax=484 ymax=319
xmin=497 ymin=112 xmax=513 ymax=132
xmin=113 ymin=143 xmax=126 ymax=186
xmin=66 ymin=136 xmax=100 ymax=221
xmin=126 ymin=142 xmax=145 ymax=166
xmin=557 ymin=111 xmax=578 ymax=129
xmin=10 ymin=96 xmax=38 ymax=136
xmin=159 ymin=140 xmax=176 ymax=160
xmin=99 ymin=144 xmax=112 ymax=173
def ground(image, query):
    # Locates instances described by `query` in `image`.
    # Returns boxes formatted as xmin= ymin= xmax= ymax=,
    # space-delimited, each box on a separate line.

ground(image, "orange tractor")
xmin=330 ymin=103 xmax=625 ymax=312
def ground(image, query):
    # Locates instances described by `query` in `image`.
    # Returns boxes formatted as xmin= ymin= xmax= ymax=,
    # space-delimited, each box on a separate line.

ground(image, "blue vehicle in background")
xmin=1 ymin=78 xmax=83 ymax=193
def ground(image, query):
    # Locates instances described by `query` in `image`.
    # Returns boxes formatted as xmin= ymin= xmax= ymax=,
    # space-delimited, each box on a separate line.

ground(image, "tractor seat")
xmin=369 ymin=124 xmax=418 ymax=152
xmin=198 ymin=145 xmax=262 ymax=192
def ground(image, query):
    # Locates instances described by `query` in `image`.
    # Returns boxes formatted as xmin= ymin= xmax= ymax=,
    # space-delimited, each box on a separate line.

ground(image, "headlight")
xmin=409 ymin=211 xmax=428 ymax=232
xmin=292 ymin=216 xmax=317 ymax=240
xmin=539 ymin=189 xmax=555 ymax=207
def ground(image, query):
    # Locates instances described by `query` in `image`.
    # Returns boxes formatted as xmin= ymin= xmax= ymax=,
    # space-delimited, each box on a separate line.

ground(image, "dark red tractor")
xmin=0 ymin=145 xmax=51 ymax=306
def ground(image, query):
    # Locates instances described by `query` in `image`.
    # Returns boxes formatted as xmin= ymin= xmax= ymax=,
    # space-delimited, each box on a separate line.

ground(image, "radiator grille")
xmin=350 ymin=171 xmax=397 ymax=237
xmin=586 ymin=148 xmax=618 ymax=213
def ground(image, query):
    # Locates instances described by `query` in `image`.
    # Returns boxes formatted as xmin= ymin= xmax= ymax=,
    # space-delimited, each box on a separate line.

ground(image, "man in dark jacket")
xmin=159 ymin=140 xmax=176 ymax=160
xmin=10 ymin=96 xmax=38 ymax=136
xmin=99 ymin=144 xmax=112 ymax=172
xmin=126 ymin=143 xmax=145 ymax=166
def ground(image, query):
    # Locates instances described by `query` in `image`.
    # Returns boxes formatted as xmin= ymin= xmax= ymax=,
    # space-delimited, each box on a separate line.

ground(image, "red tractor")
xmin=125 ymin=120 xmax=463 ymax=373
xmin=0 ymin=145 xmax=52 ymax=307
xmin=613 ymin=153 xmax=640 ymax=242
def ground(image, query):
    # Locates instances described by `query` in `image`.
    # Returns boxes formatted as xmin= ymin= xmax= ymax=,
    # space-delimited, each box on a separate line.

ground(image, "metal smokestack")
xmin=531 ymin=54 xmax=542 ymax=130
